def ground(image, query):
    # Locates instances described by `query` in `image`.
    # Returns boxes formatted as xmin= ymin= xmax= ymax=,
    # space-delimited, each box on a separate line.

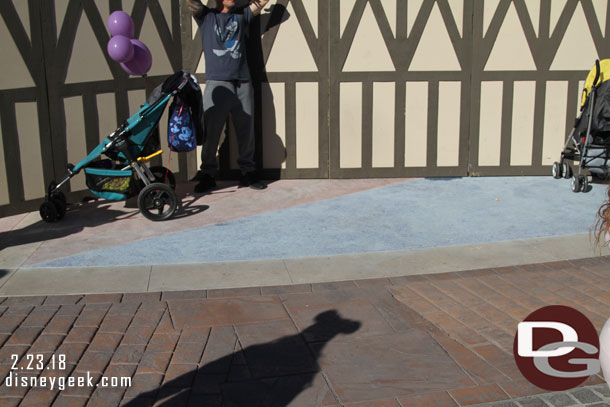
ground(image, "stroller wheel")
xmin=51 ymin=198 xmax=66 ymax=220
xmin=52 ymin=191 xmax=66 ymax=205
xmin=581 ymin=175 xmax=590 ymax=192
xmin=552 ymin=162 xmax=562 ymax=179
xmin=40 ymin=201 xmax=58 ymax=222
xmin=571 ymin=176 xmax=582 ymax=193
xmin=149 ymin=166 xmax=176 ymax=190
xmin=562 ymin=162 xmax=572 ymax=179
xmin=137 ymin=183 xmax=177 ymax=221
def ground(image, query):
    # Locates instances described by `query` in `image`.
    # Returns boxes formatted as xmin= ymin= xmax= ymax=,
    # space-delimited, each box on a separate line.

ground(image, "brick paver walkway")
xmin=0 ymin=257 xmax=608 ymax=406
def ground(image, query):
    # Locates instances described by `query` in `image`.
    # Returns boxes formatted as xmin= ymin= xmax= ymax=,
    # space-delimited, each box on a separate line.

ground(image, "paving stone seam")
xmin=12 ymin=304 xmax=80 ymax=405
xmin=424 ymin=327 xmax=480 ymax=389
xmin=419 ymin=279 xmax=517 ymax=343
xmin=469 ymin=384 xmax=610 ymax=406
xmin=450 ymin=278 xmax=521 ymax=333
xmin=277 ymin=299 xmax=343 ymax=405
xmin=553 ymin=268 xmax=610 ymax=306
xmin=532 ymin=268 xmax=609 ymax=322
xmin=116 ymin=301 xmax=168 ymax=405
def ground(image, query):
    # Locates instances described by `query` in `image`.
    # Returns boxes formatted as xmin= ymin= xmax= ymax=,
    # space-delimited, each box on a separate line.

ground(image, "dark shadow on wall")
xmin=122 ymin=310 xmax=361 ymax=406
xmin=217 ymin=3 xmax=290 ymax=182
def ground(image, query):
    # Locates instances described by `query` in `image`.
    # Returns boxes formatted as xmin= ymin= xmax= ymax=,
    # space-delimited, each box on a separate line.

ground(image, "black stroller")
xmin=40 ymin=71 xmax=202 ymax=222
xmin=553 ymin=59 xmax=610 ymax=192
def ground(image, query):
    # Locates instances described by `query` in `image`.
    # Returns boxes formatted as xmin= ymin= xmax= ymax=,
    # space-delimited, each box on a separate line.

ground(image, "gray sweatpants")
xmin=200 ymin=80 xmax=256 ymax=176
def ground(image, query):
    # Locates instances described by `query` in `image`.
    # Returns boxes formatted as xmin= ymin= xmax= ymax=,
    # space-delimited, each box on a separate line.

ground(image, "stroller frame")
xmin=553 ymin=59 xmax=610 ymax=192
xmin=40 ymin=73 xmax=190 ymax=222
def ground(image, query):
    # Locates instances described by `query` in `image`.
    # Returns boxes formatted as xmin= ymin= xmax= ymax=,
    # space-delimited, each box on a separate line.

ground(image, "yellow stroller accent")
xmin=553 ymin=59 xmax=610 ymax=192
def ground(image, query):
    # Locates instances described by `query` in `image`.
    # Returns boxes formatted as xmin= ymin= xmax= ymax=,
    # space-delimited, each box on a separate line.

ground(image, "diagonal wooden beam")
xmin=0 ymin=1 xmax=37 ymax=85
xmin=81 ymin=0 xmax=123 ymax=79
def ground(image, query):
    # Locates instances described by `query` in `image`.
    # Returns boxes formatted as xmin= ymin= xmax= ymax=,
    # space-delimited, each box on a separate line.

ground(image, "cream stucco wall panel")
xmin=124 ymin=0 xmax=136 ymax=14
xmin=437 ymin=81 xmax=461 ymax=167
xmin=64 ymin=97 xmax=88 ymax=192
xmin=16 ymin=103 xmax=45 ymax=200
xmin=550 ymin=4 xmax=599 ymax=71
xmin=524 ymin=0 xmax=540 ymax=37
xmin=97 ymin=3 xmax=110 ymax=23
xmin=159 ymin=1 xmax=172 ymax=29
xmin=97 ymin=93 xmax=117 ymax=143
xmin=407 ymin=0 xmax=424 ymax=36
xmin=409 ymin=3 xmax=461 ymax=71
xmin=196 ymin=145 xmax=203 ymax=170
xmin=592 ymin=0 xmax=608 ymax=31
xmin=372 ymin=82 xmax=395 ymax=168
xmin=341 ymin=0 xmax=357 ymax=37
xmin=196 ymin=51 xmax=206 ymax=74
xmin=542 ymin=81 xmax=568 ymax=166
xmin=405 ymin=82 xmax=428 ymax=167
xmin=66 ymin=13 xmax=113 ymax=84
xmin=0 ymin=18 xmax=35 ymax=90
xmin=13 ymin=1 xmax=30 ymax=41
xmin=382 ymin=0 xmax=397 ymax=37
xmin=296 ymin=83 xmax=319 ymax=169
xmin=448 ymin=0 xmax=463 ymax=36
xmin=140 ymin=10 xmax=174 ymax=77
xmin=485 ymin=3 xmax=536 ymax=71
xmin=263 ymin=83 xmax=286 ymax=169
xmin=265 ymin=3 xmax=317 ymax=72
xmin=511 ymin=81 xmax=536 ymax=166
xmin=550 ymin=0 xmax=565 ymax=35
xmin=343 ymin=3 xmax=395 ymax=72
xmin=192 ymin=17 xmax=199 ymax=40
xmin=340 ymin=82 xmax=363 ymax=169
xmin=483 ymin=0 xmax=502 ymax=36
xmin=0 ymin=119 xmax=9 ymax=206
xmin=128 ymin=90 xmax=146 ymax=116
xmin=55 ymin=0 xmax=69 ymax=40
xmin=478 ymin=82 xmax=502 ymax=167
xmin=303 ymin=0 xmax=319 ymax=37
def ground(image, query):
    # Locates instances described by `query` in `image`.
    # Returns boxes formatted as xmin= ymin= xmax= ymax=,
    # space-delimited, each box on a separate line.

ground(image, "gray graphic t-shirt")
xmin=194 ymin=6 xmax=253 ymax=81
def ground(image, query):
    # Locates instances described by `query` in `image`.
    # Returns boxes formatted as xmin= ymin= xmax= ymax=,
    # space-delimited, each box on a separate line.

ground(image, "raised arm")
xmin=249 ymin=0 xmax=271 ymax=16
xmin=186 ymin=0 xmax=205 ymax=18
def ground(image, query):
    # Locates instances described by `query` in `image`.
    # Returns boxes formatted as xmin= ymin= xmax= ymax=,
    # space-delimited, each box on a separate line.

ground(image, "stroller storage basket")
xmin=84 ymin=160 xmax=133 ymax=201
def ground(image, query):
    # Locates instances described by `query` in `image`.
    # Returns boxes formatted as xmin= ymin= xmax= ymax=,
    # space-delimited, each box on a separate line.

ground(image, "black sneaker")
xmin=194 ymin=173 xmax=216 ymax=193
xmin=239 ymin=172 xmax=266 ymax=190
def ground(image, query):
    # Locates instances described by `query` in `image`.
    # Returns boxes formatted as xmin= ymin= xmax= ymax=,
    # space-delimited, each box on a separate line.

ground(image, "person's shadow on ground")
xmin=123 ymin=310 xmax=361 ymax=406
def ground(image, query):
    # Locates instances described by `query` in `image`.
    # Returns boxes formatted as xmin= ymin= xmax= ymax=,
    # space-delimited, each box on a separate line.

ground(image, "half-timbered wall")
xmin=1 ymin=0 xmax=609 ymax=216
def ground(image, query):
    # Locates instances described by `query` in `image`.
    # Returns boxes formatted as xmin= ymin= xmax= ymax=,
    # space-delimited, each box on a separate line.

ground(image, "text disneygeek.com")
xmin=5 ymin=354 xmax=132 ymax=391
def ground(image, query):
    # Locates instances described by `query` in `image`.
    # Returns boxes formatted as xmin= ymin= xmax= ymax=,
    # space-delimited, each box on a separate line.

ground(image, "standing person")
xmin=187 ymin=0 xmax=270 ymax=192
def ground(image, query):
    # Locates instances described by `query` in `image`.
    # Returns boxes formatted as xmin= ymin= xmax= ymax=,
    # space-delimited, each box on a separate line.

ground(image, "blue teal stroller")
xmin=40 ymin=71 xmax=198 ymax=222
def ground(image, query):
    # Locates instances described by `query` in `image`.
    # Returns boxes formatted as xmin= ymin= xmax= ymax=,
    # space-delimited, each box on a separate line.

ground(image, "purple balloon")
xmin=120 ymin=39 xmax=152 ymax=76
xmin=107 ymin=11 xmax=134 ymax=38
xmin=107 ymin=35 xmax=134 ymax=63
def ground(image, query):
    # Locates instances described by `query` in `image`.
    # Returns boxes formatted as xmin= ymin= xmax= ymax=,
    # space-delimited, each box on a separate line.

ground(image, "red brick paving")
xmin=0 ymin=257 xmax=607 ymax=406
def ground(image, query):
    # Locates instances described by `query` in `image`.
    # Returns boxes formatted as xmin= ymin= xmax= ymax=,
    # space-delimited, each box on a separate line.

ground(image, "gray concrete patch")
xmin=0 ymin=243 xmax=41 ymax=269
xmin=0 ymin=265 xmax=151 ymax=295
xmin=0 ymin=233 xmax=604 ymax=296
xmin=284 ymin=234 xmax=602 ymax=284
xmin=149 ymin=260 xmax=292 ymax=291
